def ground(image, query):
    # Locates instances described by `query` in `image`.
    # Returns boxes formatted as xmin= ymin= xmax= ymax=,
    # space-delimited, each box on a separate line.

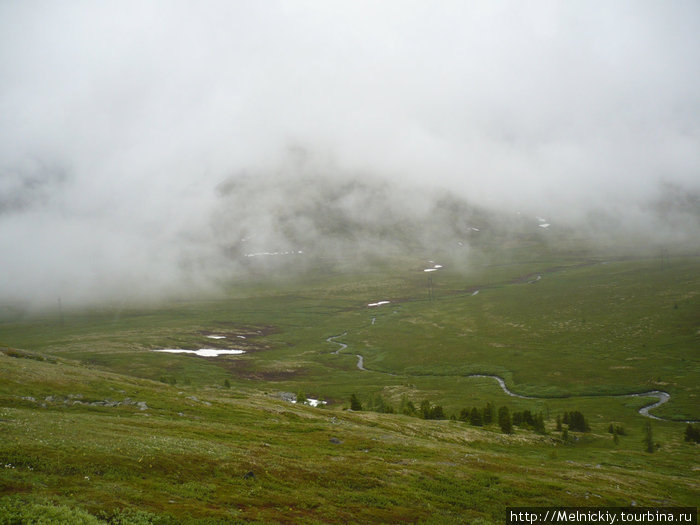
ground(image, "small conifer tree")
xmin=420 ymin=399 xmax=432 ymax=419
xmin=483 ymin=402 xmax=494 ymax=425
xmin=498 ymin=406 xmax=513 ymax=434
xmin=684 ymin=424 xmax=700 ymax=443
xmin=534 ymin=413 xmax=546 ymax=434
xmin=350 ymin=393 xmax=362 ymax=411
xmin=470 ymin=407 xmax=483 ymax=426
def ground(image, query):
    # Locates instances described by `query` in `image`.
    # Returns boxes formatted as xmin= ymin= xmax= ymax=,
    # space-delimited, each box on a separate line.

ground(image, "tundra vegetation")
xmin=0 ymin=224 xmax=698 ymax=524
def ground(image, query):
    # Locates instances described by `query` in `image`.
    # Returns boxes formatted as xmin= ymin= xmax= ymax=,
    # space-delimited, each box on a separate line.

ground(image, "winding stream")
xmin=326 ymin=333 xmax=365 ymax=370
xmin=326 ymin=334 xmax=695 ymax=422
xmin=326 ymin=333 xmax=347 ymax=355
xmin=466 ymin=375 xmax=691 ymax=422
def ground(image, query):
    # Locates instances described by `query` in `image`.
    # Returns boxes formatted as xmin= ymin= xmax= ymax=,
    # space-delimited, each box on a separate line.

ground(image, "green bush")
xmin=0 ymin=497 xmax=100 ymax=525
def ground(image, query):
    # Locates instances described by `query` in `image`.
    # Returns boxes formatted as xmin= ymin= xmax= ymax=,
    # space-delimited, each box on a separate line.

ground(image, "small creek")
xmin=326 ymin=333 xmax=365 ymax=370
xmin=326 ymin=333 xmax=347 ymax=355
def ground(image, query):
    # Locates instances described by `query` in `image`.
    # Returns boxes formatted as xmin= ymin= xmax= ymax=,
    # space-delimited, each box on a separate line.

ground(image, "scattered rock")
xmin=279 ymin=392 xmax=296 ymax=403
xmin=38 ymin=395 xmax=150 ymax=410
xmin=243 ymin=471 xmax=255 ymax=480
xmin=329 ymin=437 xmax=343 ymax=444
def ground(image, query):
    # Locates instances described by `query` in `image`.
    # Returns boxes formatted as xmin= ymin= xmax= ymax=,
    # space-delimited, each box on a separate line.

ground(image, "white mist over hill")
xmin=1 ymin=1 xmax=699 ymax=307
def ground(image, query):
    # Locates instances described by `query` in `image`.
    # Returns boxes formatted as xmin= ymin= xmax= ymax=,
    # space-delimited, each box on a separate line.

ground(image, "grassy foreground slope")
xmin=0 ymin=245 xmax=698 ymax=523
xmin=0 ymin=348 xmax=698 ymax=524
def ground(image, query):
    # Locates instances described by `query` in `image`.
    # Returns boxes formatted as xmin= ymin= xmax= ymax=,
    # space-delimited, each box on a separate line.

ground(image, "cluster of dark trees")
xmin=350 ymin=394 xmax=448 ymax=419
xmin=606 ymin=422 xmax=627 ymax=444
xmin=349 ymin=394 xmax=601 ymax=439
xmin=607 ymin=423 xmax=626 ymax=435
xmin=346 ymin=395 xmax=698 ymax=453
xmin=367 ymin=393 xmax=395 ymax=413
xmin=458 ymin=402 xmax=496 ymax=426
xmin=512 ymin=410 xmax=546 ymax=433
xmin=559 ymin=411 xmax=590 ymax=432
xmin=419 ymin=400 xmax=446 ymax=420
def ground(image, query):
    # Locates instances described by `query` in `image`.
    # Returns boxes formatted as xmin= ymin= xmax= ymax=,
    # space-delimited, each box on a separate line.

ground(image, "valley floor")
xmin=1 ymin=251 xmax=698 ymax=523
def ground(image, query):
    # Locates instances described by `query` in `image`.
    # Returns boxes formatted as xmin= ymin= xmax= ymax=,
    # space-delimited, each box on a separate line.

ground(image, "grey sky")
xmin=1 ymin=1 xmax=699 ymax=306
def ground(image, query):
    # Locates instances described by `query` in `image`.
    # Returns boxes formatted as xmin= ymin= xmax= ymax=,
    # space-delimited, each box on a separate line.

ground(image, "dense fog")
xmin=1 ymin=1 xmax=698 ymax=308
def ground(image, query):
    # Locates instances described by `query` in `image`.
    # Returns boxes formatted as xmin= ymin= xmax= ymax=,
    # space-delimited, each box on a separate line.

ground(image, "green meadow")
xmin=1 ymin=242 xmax=698 ymax=523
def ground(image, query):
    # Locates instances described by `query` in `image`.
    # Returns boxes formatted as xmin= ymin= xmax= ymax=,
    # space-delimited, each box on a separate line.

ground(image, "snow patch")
xmin=424 ymin=262 xmax=443 ymax=272
xmin=291 ymin=398 xmax=327 ymax=407
xmin=368 ymin=301 xmax=391 ymax=307
xmin=244 ymin=250 xmax=303 ymax=257
xmin=153 ymin=349 xmax=245 ymax=357
xmin=206 ymin=335 xmax=226 ymax=340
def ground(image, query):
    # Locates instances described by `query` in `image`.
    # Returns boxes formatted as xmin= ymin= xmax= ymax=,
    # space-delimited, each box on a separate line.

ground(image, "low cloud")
xmin=1 ymin=1 xmax=698 ymax=308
